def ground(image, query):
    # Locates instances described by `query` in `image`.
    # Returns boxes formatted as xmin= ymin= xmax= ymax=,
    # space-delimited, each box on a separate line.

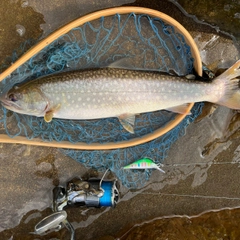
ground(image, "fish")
xmin=123 ymin=158 xmax=165 ymax=173
xmin=1 ymin=60 xmax=240 ymax=133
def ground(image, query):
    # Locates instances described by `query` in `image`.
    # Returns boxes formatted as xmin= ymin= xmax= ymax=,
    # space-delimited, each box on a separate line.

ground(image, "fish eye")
xmin=8 ymin=93 xmax=17 ymax=102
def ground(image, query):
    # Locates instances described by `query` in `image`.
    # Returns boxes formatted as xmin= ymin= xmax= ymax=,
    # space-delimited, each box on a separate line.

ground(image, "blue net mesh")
xmin=0 ymin=13 xmax=203 ymax=188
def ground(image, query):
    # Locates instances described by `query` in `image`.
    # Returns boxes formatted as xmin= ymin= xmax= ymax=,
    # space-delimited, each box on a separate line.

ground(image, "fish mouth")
xmin=0 ymin=98 xmax=20 ymax=110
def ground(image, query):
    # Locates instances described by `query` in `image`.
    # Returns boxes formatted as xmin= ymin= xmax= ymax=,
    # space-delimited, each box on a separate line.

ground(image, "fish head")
xmin=0 ymin=85 xmax=48 ymax=116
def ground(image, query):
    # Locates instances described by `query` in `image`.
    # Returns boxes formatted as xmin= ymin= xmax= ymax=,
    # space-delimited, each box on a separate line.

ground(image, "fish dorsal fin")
xmin=118 ymin=113 xmax=136 ymax=134
xmin=108 ymin=58 xmax=133 ymax=70
xmin=107 ymin=58 xmax=165 ymax=72
xmin=165 ymin=104 xmax=191 ymax=115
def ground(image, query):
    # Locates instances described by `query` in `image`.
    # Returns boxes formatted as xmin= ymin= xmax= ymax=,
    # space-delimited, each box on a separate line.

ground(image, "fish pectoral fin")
xmin=44 ymin=104 xmax=61 ymax=123
xmin=118 ymin=113 xmax=136 ymax=134
xmin=165 ymin=104 xmax=191 ymax=115
xmin=44 ymin=111 xmax=53 ymax=122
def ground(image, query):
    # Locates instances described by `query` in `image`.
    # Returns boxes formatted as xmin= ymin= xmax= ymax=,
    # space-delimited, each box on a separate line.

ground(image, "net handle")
xmin=0 ymin=7 xmax=201 ymax=150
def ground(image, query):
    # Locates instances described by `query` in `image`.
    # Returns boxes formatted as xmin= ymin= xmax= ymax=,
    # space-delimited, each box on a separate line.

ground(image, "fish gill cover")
xmin=0 ymin=13 xmax=203 ymax=188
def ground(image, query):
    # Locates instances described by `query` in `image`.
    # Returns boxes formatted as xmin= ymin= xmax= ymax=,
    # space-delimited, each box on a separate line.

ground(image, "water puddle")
xmin=117 ymin=207 xmax=240 ymax=240
xmin=0 ymin=0 xmax=44 ymax=68
xmin=27 ymin=0 xmax=135 ymax=36
xmin=173 ymin=0 xmax=240 ymax=40
xmin=34 ymin=153 xmax=60 ymax=186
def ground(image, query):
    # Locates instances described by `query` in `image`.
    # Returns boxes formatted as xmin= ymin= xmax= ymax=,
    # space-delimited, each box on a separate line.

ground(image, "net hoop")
xmin=0 ymin=7 xmax=202 ymax=150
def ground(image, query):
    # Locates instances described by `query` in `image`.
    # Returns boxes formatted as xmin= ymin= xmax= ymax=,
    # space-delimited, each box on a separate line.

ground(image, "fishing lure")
xmin=123 ymin=158 xmax=165 ymax=173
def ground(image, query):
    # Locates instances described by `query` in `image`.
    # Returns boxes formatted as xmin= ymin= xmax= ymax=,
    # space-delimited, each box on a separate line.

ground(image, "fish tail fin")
xmin=215 ymin=60 xmax=240 ymax=109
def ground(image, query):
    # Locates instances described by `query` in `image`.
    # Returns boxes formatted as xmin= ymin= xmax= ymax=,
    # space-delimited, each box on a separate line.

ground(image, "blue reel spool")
xmin=99 ymin=180 xmax=119 ymax=207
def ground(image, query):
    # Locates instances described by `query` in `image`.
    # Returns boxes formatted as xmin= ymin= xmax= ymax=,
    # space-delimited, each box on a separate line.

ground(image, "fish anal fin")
xmin=166 ymin=104 xmax=191 ymax=115
xmin=118 ymin=113 xmax=136 ymax=134
xmin=44 ymin=104 xmax=61 ymax=123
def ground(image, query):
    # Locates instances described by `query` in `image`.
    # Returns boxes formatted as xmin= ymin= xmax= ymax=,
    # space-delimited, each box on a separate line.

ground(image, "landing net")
xmin=0 ymin=13 xmax=203 ymax=188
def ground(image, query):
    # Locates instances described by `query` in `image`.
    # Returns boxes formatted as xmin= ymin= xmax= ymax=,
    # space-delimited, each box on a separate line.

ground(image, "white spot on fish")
xmin=87 ymin=97 xmax=90 ymax=101
xmin=78 ymin=97 xmax=81 ymax=101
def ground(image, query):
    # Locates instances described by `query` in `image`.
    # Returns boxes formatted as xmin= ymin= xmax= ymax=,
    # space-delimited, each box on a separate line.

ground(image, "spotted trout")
xmin=1 ymin=60 xmax=240 ymax=133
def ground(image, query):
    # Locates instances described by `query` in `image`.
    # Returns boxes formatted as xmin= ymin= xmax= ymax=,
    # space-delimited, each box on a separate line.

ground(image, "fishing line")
xmin=163 ymin=161 xmax=240 ymax=167
xmin=120 ymin=161 xmax=240 ymax=201
xmin=134 ymin=192 xmax=240 ymax=201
